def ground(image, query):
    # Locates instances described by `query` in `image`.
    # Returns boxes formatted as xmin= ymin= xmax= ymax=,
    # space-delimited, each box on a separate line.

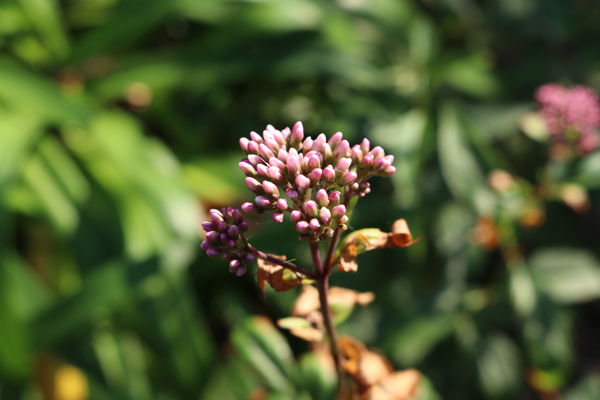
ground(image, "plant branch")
xmin=248 ymin=247 xmax=316 ymax=279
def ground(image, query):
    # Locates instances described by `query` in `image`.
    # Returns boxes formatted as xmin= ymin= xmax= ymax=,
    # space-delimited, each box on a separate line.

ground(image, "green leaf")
xmin=477 ymin=334 xmax=520 ymax=399
xmin=564 ymin=373 xmax=600 ymax=400
xmin=277 ymin=317 xmax=312 ymax=330
xmin=0 ymin=113 xmax=42 ymax=183
xmin=508 ymin=263 xmax=537 ymax=318
xmin=388 ymin=314 xmax=454 ymax=366
xmin=17 ymin=0 xmax=70 ymax=60
xmin=529 ymin=248 xmax=600 ymax=304
xmin=438 ymin=104 xmax=495 ymax=215
xmin=299 ymin=352 xmax=336 ymax=400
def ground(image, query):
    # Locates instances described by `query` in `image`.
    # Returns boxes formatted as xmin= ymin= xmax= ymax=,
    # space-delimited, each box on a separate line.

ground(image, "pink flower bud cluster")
xmin=535 ymin=83 xmax=600 ymax=155
xmin=200 ymin=208 xmax=254 ymax=276
xmin=238 ymin=122 xmax=395 ymax=241
xmin=348 ymin=138 xmax=396 ymax=197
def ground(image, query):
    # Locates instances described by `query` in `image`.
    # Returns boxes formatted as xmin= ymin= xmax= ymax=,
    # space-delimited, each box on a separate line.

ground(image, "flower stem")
xmin=309 ymin=240 xmax=345 ymax=395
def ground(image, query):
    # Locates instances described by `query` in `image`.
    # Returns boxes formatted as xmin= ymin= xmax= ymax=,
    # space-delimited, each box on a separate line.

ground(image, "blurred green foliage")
xmin=2 ymin=0 xmax=600 ymax=399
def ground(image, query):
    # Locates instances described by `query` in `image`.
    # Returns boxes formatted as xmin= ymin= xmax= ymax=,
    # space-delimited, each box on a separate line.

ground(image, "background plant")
xmin=2 ymin=0 xmax=600 ymax=399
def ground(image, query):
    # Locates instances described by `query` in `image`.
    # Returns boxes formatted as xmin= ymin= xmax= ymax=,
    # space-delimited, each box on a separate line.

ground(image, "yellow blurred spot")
xmin=488 ymin=169 xmax=514 ymax=192
xmin=55 ymin=365 xmax=88 ymax=400
xmin=126 ymin=82 xmax=152 ymax=108
xmin=560 ymin=183 xmax=590 ymax=214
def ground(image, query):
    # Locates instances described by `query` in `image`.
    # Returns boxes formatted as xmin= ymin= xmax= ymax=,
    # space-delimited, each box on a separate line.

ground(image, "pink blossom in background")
xmin=535 ymin=83 xmax=600 ymax=154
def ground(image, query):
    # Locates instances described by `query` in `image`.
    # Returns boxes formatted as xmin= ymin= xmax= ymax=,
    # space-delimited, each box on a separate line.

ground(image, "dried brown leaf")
xmin=256 ymin=254 xmax=303 ymax=297
xmin=292 ymin=286 xmax=375 ymax=317
xmin=289 ymin=327 xmax=324 ymax=342
xmin=368 ymin=370 xmax=421 ymax=400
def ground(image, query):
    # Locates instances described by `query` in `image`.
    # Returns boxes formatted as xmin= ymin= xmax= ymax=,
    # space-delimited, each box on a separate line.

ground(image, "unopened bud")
xmin=321 ymin=143 xmax=333 ymax=163
xmin=256 ymin=163 xmax=269 ymax=177
xmin=338 ymin=171 xmax=357 ymax=186
xmin=201 ymin=221 xmax=216 ymax=232
xmin=245 ymin=177 xmax=263 ymax=193
xmin=308 ymin=155 xmax=321 ymax=170
xmin=273 ymin=212 xmax=284 ymax=223
xmin=259 ymin=143 xmax=274 ymax=160
xmin=206 ymin=231 xmax=219 ymax=243
xmin=235 ymin=265 xmax=247 ymax=276
xmin=308 ymin=168 xmax=322 ymax=185
xmin=239 ymin=160 xmax=256 ymax=176
xmin=286 ymin=188 xmax=299 ymax=198
xmin=245 ymin=254 xmax=255 ymax=264
xmin=277 ymin=148 xmax=289 ymax=164
xmin=269 ymin=157 xmax=286 ymax=171
xmin=305 ymin=200 xmax=318 ymax=217
xmin=295 ymin=174 xmax=311 ymax=193
xmin=383 ymin=166 xmax=396 ymax=177
xmin=290 ymin=121 xmax=304 ymax=149
xmin=263 ymin=181 xmax=280 ymax=198
xmin=329 ymin=132 xmax=343 ymax=149
xmin=217 ymin=221 xmax=229 ymax=232
xmin=248 ymin=154 xmax=262 ymax=167
xmin=309 ymin=218 xmax=321 ymax=230
xmin=332 ymin=205 xmax=346 ymax=219
xmin=360 ymin=138 xmax=370 ymax=154
xmin=255 ymin=196 xmax=273 ymax=208
xmin=239 ymin=221 xmax=249 ymax=232
xmin=240 ymin=137 xmax=250 ymax=154
xmin=267 ymin=166 xmax=285 ymax=184
xmin=231 ymin=209 xmax=243 ymax=224
xmin=370 ymin=146 xmax=385 ymax=161
xmin=296 ymin=221 xmax=309 ymax=234
xmin=250 ymin=131 xmax=263 ymax=143
xmin=323 ymin=165 xmax=336 ymax=183
xmin=361 ymin=154 xmax=374 ymax=168
xmin=313 ymin=133 xmax=327 ymax=152
xmin=230 ymin=259 xmax=242 ymax=269
xmin=287 ymin=152 xmax=301 ymax=177
xmin=291 ymin=210 xmax=303 ymax=222
xmin=333 ymin=140 xmax=350 ymax=161
xmin=316 ymin=189 xmax=329 ymax=207
xmin=276 ymin=198 xmax=288 ymax=211
xmin=335 ymin=157 xmax=352 ymax=172
xmin=201 ymin=241 xmax=213 ymax=251
xmin=265 ymin=137 xmax=280 ymax=153
xmin=319 ymin=207 xmax=331 ymax=223
xmin=329 ymin=191 xmax=341 ymax=204
xmin=324 ymin=228 xmax=335 ymax=237
xmin=241 ymin=202 xmax=261 ymax=215
xmin=351 ymin=146 xmax=363 ymax=163
xmin=206 ymin=248 xmax=221 ymax=258
xmin=247 ymin=141 xmax=260 ymax=155
xmin=303 ymin=137 xmax=313 ymax=154
xmin=227 ymin=225 xmax=240 ymax=240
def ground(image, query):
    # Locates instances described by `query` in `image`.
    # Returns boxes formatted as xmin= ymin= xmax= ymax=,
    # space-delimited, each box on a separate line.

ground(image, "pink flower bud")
xmin=240 ymin=137 xmax=250 ymax=153
xmin=273 ymin=212 xmax=284 ymax=223
xmin=217 ymin=221 xmax=229 ymax=232
xmin=361 ymin=154 xmax=374 ymax=168
xmin=273 ymin=130 xmax=286 ymax=146
xmin=323 ymin=165 xmax=336 ymax=183
xmin=370 ymin=146 xmax=385 ymax=161
xmin=319 ymin=207 xmax=331 ymax=223
xmin=206 ymin=247 xmax=221 ymax=258
xmin=265 ymin=137 xmax=280 ymax=153
xmin=230 ymin=259 xmax=242 ymax=269
xmin=296 ymin=220 xmax=309 ymax=233
xmin=201 ymin=240 xmax=213 ymax=250
xmin=201 ymin=221 xmax=216 ymax=232
xmin=312 ymin=133 xmax=327 ymax=152
xmin=262 ymin=129 xmax=274 ymax=143
xmin=245 ymin=253 xmax=255 ymax=264
xmin=324 ymin=228 xmax=335 ymax=237
xmin=219 ymin=232 xmax=229 ymax=243
xmin=290 ymin=121 xmax=304 ymax=149
xmin=210 ymin=212 xmax=223 ymax=225
xmin=239 ymin=221 xmax=249 ymax=231
xmin=245 ymin=177 xmax=263 ymax=193
xmin=328 ymin=132 xmax=343 ymax=149
xmin=247 ymin=141 xmax=260 ymax=155
xmin=340 ymin=215 xmax=349 ymax=224
xmin=281 ymin=126 xmax=290 ymax=139
xmin=206 ymin=231 xmax=219 ymax=243
xmin=295 ymin=174 xmax=311 ymax=193
xmin=338 ymin=171 xmax=357 ymax=186
xmin=335 ymin=157 xmax=352 ymax=172
xmin=302 ymin=137 xmax=313 ymax=154
xmin=255 ymin=196 xmax=273 ymax=208
xmin=308 ymin=168 xmax=322 ymax=184
xmin=266 ymin=124 xmax=276 ymax=132
xmin=351 ymin=146 xmax=363 ymax=163
xmin=276 ymin=198 xmax=288 ymax=211
xmin=232 ymin=209 xmax=243 ymax=224
xmin=277 ymin=149 xmax=289 ymax=164
xmin=223 ymin=252 xmax=236 ymax=261
xmin=309 ymin=218 xmax=321 ymax=230
xmin=360 ymin=138 xmax=370 ymax=154
xmin=259 ymin=143 xmax=275 ymax=160
xmin=305 ymin=200 xmax=318 ymax=217
xmin=256 ymin=164 xmax=269 ymax=178
xmin=329 ymin=191 xmax=341 ymax=204
xmin=333 ymin=140 xmax=350 ymax=161
xmin=383 ymin=165 xmax=396 ymax=177
xmin=235 ymin=265 xmax=247 ymax=276
xmin=287 ymin=151 xmax=301 ymax=177
xmin=241 ymin=202 xmax=261 ymax=215
xmin=239 ymin=160 xmax=256 ymax=176
xmin=267 ymin=167 xmax=285 ymax=184
xmin=247 ymin=154 xmax=261 ymax=167
xmin=308 ymin=155 xmax=321 ymax=170
xmin=227 ymin=225 xmax=240 ymax=239
xmin=291 ymin=210 xmax=303 ymax=222
xmin=316 ymin=189 xmax=329 ymax=207
xmin=332 ymin=205 xmax=346 ymax=219
xmin=286 ymin=188 xmax=299 ymax=199
xmin=250 ymin=131 xmax=263 ymax=143
xmin=262 ymin=181 xmax=280 ymax=198
xmin=321 ymin=143 xmax=333 ymax=163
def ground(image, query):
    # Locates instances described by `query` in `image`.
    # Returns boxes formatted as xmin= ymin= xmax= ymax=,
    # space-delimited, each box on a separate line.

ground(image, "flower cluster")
xmin=200 ymin=207 xmax=254 ymax=276
xmin=535 ymin=83 xmax=600 ymax=154
xmin=238 ymin=122 xmax=395 ymax=241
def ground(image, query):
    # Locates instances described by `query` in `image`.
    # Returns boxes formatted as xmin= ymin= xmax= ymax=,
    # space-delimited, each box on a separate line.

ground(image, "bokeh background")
xmin=2 ymin=0 xmax=600 ymax=399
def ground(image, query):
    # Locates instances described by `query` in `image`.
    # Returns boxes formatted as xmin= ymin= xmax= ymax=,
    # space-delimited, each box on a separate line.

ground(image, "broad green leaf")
xmin=298 ymin=352 xmax=336 ymax=400
xmin=477 ymin=334 xmax=520 ymax=399
xmin=388 ymin=314 xmax=454 ymax=366
xmin=438 ymin=105 xmax=495 ymax=215
xmin=508 ymin=263 xmax=537 ymax=318
xmin=277 ymin=317 xmax=312 ymax=330
xmin=529 ymin=248 xmax=600 ymax=304
xmin=564 ymin=373 xmax=600 ymax=400
xmin=0 ymin=113 xmax=42 ymax=183
xmin=17 ymin=0 xmax=70 ymax=60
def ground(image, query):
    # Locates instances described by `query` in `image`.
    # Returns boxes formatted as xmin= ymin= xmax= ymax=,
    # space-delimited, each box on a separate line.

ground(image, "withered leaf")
xmin=291 ymin=286 xmax=375 ymax=318
xmin=339 ymin=336 xmax=421 ymax=400
xmin=256 ymin=254 xmax=303 ymax=297
xmin=289 ymin=327 xmax=324 ymax=342
xmin=333 ymin=219 xmax=421 ymax=273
